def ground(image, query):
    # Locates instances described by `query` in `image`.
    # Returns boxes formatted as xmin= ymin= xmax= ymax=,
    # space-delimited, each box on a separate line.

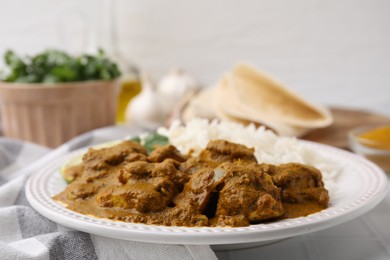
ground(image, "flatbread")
xmin=182 ymin=87 xmax=218 ymax=121
xmin=214 ymin=76 xmax=312 ymax=136
xmin=230 ymin=63 xmax=333 ymax=128
xmin=181 ymin=63 xmax=333 ymax=137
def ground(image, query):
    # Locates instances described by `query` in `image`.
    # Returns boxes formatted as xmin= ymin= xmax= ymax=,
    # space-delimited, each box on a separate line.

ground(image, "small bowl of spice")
xmin=348 ymin=124 xmax=390 ymax=172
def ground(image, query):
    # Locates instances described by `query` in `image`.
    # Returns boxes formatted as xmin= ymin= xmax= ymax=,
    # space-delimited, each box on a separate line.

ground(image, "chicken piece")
xmin=96 ymin=179 xmax=176 ymax=213
xmin=148 ymin=145 xmax=186 ymax=163
xmin=66 ymin=182 xmax=100 ymax=200
xmin=156 ymin=205 xmax=209 ymax=227
xmin=268 ymin=163 xmax=329 ymax=207
xmin=199 ymin=140 xmax=257 ymax=165
xmin=119 ymin=160 xmax=189 ymax=189
xmin=154 ymin=159 xmax=189 ymax=189
xmin=82 ymin=141 xmax=147 ymax=171
xmin=173 ymin=167 xmax=219 ymax=213
xmin=97 ymin=159 xmax=188 ymax=213
xmin=214 ymin=162 xmax=284 ymax=224
xmin=118 ymin=161 xmax=153 ymax=182
xmin=180 ymin=140 xmax=258 ymax=173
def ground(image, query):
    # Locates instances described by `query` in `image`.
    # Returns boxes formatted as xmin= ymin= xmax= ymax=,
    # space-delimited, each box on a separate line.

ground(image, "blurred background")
xmin=1 ymin=0 xmax=389 ymax=113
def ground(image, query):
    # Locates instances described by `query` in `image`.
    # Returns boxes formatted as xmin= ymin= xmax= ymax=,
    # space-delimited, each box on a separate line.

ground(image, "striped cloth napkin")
xmin=0 ymin=126 xmax=217 ymax=260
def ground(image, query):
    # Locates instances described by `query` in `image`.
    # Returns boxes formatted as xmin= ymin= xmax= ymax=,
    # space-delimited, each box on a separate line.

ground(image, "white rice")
xmin=158 ymin=118 xmax=340 ymax=194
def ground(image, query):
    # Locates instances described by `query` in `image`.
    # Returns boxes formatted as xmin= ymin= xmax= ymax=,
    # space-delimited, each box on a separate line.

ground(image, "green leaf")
xmin=3 ymin=50 xmax=27 ymax=82
xmin=51 ymin=66 xmax=78 ymax=82
xmin=130 ymin=136 xmax=141 ymax=143
xmin=143 ymin=133 xmax=169 ymax=154
xmin=15 ymin=74 xmax=40 ymax=83
xmin=128 ymin=133 xmax=169 ymax=154
xmin=1 ymin=49 xmax=122 ymax=83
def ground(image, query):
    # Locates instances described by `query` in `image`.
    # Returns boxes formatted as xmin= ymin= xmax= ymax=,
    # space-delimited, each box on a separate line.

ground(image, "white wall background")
xmin=1 ymin=0 xmax=389 ymax=113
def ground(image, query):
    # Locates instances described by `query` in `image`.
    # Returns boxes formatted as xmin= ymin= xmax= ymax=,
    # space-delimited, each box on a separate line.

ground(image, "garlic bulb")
xmin=157 ymin=68 xmax=200 ymax=115
xmin=126 ymin=75 xmax=165 ymax=129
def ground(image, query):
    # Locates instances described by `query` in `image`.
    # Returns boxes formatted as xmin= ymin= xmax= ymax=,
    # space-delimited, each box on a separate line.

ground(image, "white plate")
xmin=26 ymin=141 xmax=388 ymax=249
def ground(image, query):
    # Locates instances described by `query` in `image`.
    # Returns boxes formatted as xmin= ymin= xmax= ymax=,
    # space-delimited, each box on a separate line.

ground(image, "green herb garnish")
xmin=1 ymin=49 xmax=121 ymax=83
xmin=129 ymin=132 xmax=169 ymax=154
xmin=142 ymin=133 xmax=169 ymax=154
xmin=130 ymin=136 xmax=141 ymax=144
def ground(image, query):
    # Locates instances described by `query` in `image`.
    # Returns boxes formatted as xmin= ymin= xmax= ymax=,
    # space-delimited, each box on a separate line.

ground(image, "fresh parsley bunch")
xmin=0 ymin=49 xmax=121 ymax=83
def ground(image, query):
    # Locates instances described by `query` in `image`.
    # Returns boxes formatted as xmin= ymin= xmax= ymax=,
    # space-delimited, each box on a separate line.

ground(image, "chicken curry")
xmin=53 ymin=139 xmax=329 ymax=227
